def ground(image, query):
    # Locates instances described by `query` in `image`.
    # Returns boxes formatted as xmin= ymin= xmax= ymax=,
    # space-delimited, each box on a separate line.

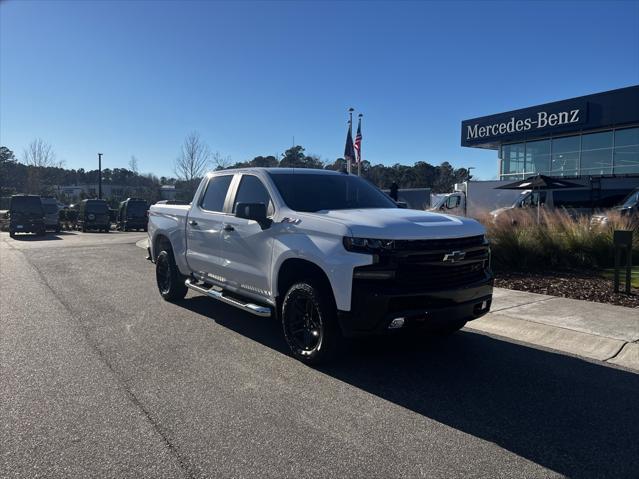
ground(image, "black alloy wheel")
xmin=288 ymin=293 xmax=323 ymax=352
xmin=155 ymin=250 xmax=188 ymax=301
xmin=281 ymin=281 xmax=340 ymax=365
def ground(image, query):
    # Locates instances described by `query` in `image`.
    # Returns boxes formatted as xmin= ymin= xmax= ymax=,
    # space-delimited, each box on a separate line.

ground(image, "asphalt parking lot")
xmin=1 ymin=231 xmax=638 ymax=478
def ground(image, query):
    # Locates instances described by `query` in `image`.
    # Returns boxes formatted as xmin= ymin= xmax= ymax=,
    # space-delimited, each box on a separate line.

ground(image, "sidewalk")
xmin=467 ymin=288 xmax=639 ymax=372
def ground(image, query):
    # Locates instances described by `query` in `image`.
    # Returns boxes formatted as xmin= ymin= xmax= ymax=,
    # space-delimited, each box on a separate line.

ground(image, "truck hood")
xmin=315 ymin=208 xmax=485 ymax=240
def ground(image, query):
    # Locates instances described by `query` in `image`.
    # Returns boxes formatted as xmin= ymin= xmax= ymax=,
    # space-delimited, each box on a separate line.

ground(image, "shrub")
xmin=479 ymin=209 xmax=638 ymax=272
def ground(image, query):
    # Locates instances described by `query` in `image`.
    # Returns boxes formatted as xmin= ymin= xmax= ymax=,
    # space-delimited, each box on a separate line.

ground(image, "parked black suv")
xmin=9 ymin=195 xmax=45 ymax=238
xmin=117 ymin=198 xmax=148 ymax=231
xmin=77 ymin=199 xmax=110 ymax=232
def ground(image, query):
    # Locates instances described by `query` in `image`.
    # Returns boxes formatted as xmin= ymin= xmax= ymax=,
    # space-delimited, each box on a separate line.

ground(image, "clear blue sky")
xmin=1 ymin=0 xmax=638 ymax=180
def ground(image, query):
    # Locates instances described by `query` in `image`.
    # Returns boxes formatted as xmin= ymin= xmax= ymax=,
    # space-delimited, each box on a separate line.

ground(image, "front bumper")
xmin=337 ymin=275 xmax=493 ymax=337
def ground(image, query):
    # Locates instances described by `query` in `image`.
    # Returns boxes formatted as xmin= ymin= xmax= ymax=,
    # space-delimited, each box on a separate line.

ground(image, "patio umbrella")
xmin=497 ymin=174 xmax=583 ymax=223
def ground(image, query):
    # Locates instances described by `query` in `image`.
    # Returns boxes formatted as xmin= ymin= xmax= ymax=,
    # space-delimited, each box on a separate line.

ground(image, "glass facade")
xmin=499 ymin=126 xmax=639 ymax=179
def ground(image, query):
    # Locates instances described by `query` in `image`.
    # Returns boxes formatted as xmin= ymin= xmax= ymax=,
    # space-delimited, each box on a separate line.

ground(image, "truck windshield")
xmin=86 ymin=201 xmax=108 ymax=213
xmin=431 ymin=196 xmax=446 ymax=209
xmin=269 ymin=173 xmax=397 ymax=212
xmin=620 ymin=189 xmax=639 ymax=208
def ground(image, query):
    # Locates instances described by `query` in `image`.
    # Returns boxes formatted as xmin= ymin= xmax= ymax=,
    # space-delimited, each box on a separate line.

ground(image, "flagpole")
xmin=347 ymin=108 xmax=354 ymax=174
xmin=357 ymin=113 xmax=362 ymax=176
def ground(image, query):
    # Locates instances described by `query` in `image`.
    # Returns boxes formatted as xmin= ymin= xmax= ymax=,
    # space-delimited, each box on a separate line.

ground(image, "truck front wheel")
xmin=155 ymin=250 xmax=188 ymax=302
xmin=281 ymin=281 xmax=341 ymax=365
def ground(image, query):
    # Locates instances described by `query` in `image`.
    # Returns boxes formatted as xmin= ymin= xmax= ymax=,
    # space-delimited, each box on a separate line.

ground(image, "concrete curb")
xmin=465 ymin=314 xmax=630 ymax=367
xmin=608 ymin=342 xmax=639 ymax=371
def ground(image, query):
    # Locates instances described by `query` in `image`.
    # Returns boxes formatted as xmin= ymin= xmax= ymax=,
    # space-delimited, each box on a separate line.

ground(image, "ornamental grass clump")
xmin=479 ymin=208 xmax=637 ymax=272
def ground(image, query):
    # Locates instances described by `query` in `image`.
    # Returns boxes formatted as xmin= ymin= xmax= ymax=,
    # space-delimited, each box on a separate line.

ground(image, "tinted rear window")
xmin=201 ymin=175 xmax=233 ymax=212
xmin=126 ymin=201 xmax=148 ymax=215
xmin=10 ymin=196 xmax=43 ymax=214
xmin=85 ymin=201 xmax=108 ymax=213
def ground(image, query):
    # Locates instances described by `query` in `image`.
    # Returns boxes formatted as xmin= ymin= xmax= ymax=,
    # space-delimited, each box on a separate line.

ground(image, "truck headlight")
xmin=343 ymin=237 xmax=394 ymax=254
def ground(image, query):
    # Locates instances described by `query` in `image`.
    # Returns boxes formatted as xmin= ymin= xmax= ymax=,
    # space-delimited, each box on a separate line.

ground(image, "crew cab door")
xmin=220 ymin=174 xmax=275 ymax=302
xmin=185 ymin=174 xmax=235 ymax=284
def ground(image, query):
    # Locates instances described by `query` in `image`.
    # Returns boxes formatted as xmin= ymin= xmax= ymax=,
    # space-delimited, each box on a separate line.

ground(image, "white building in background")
xmin=160 ymin=185 xmax=176 ymax=200
xmin=55 ymin=184 xmax=144 ymax=201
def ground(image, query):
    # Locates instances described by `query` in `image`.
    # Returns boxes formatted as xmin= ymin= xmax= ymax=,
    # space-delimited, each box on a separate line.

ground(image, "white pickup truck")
xmin=148 ymin=168 xmax=493 ymax=364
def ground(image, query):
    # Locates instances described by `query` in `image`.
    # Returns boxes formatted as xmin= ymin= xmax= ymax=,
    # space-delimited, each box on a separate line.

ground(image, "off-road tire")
xmin=155 ymin=249 xmax=188 ymax=302
xmin=281 ymin=281 xmax=341 ymax=365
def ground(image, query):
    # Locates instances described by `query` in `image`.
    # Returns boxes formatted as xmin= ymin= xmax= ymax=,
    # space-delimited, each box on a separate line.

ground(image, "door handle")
xmin=189 ymin=220 xmax=198 ymax=226
xmin=223 ymin=224 xmax=234 ymax=232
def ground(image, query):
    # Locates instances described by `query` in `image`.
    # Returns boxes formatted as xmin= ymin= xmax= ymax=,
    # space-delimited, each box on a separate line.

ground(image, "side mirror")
xmin=396 ymin=201 xmax=408 ymax=209
xmin=236 ymin=202 xmax=271 ymax=229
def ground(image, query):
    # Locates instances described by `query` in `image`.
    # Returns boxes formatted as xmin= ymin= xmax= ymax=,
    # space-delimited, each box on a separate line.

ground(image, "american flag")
xmin=354 ymin=117 xmax=362 ymax=163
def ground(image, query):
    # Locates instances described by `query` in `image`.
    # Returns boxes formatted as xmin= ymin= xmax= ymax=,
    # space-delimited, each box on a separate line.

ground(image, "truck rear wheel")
xmin=281 ymin=281 xmax=341 ymax=365
xmin=155 ymin=250 xmax=187 ymax=302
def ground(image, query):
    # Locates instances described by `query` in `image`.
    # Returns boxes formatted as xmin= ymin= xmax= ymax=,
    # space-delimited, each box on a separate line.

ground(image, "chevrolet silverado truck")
xmin=148 ymin=168 xmax=493 ymax=364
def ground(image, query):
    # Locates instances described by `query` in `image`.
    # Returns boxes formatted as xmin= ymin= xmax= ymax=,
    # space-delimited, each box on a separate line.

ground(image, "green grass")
xmin=602 ymin=267 xmax=639 ymax=288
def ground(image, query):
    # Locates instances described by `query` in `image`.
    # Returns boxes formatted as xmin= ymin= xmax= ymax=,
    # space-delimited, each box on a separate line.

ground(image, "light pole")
xmin=347 ymin=107 xmax=354 ymax=174
xmin=98 ymin=153 xmax=103 ymax=199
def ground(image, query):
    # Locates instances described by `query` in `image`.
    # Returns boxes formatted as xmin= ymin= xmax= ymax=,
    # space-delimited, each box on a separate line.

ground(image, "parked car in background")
xmin=60 ymin=206 xmax=79 ymax=230
xmin=491 ymin=185 xmax=634 ymax=221
xmin=9 ymin=195 xmax=45 ymax=237
xmin=591 ymin=187 xmax=639 ymax=226
xmin=77 ymin=199 xmax=110 ymax=232
xmin=429 ymin=181 xmax=524 ymax=218
xmin=117 ymin=198 xmax=148 ymax=231
xmin=40 ymin=196 xmax=61 ymax=233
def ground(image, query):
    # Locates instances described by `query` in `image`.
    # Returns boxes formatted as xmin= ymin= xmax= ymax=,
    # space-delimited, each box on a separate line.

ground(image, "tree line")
xmin=1 ymin=133 xmax=471 ymax=206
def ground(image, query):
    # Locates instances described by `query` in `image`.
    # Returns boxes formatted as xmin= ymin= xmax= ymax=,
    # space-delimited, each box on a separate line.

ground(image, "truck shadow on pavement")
xmin=183 ymin=296 xmax=639 ymax=479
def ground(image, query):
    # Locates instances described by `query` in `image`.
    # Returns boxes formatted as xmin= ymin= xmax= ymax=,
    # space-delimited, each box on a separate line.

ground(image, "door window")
xmin=520 ymin=192 xmax=546 ymax=207
xmin=233 ymin=175 xmax=274 ymax=216
xmin=200 ymin=175 xmax=233 ymax=212
xmin=445 ymin=195 xmax=460 ymax=209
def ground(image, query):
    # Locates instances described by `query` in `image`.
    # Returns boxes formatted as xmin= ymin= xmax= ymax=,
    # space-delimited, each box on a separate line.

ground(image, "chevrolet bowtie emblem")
xmin=443 ymin=250 xmax=466 ymax=263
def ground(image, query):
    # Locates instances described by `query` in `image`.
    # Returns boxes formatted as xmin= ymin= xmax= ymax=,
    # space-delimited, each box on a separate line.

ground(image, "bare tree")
xmin=211 ymin=151 xmax=232 ymax=170
xmin=129 ymin=155 xmax=139 ymax=173
xmin=23 ymin=138 xmax=57 ymax=167
xmin=174 ymin=132 xmax=211 ymax=182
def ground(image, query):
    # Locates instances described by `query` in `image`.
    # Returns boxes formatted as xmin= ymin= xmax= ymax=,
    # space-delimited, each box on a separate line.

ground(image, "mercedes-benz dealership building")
xmin=461 ymin=85 xmax=639 ymax=180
